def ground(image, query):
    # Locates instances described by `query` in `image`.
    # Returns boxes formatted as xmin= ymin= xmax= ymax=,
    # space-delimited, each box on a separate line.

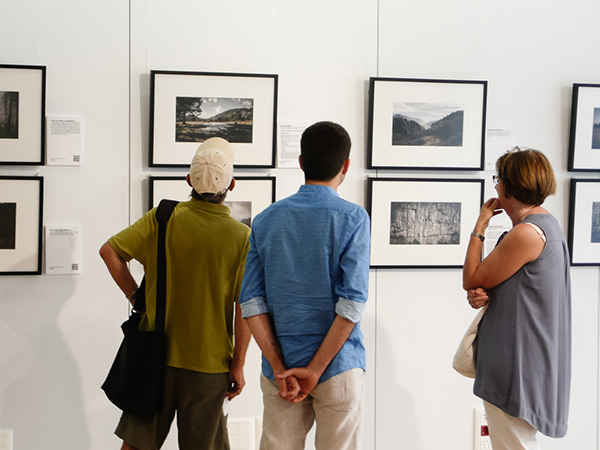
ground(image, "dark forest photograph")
xmin=0 ymin=202 xmax=17 ymax=249
xmin=0 ymin=91 xmax=19 ymax=139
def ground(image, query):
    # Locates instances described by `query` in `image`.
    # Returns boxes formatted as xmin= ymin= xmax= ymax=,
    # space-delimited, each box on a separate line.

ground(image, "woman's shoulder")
xmin=523 ymin=212 xmax=560 ymax=231
xmin=509 ymin=221 xmax=546 ymax=242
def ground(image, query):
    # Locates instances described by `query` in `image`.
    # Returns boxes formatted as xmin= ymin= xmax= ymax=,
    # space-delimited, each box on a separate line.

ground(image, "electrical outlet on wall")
xmin=227 ymin=418 xmax=256 ymax=450
xmin=0 ymin=430 xmax=13 ymax=450
xmin=473 ymin=408 xmax=492 ymax=450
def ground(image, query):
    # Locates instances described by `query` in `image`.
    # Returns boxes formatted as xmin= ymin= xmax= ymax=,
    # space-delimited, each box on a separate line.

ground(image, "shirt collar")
xmin=187 ymin=198 xmax=231 ymax=216
xmin=298 ymin=184 xmax=339 ymax=197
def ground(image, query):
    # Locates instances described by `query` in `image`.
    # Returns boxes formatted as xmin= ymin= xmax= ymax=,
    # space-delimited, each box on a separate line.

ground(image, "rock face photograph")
xmin=593 ymin=107 xmax=600 ymax=149
xmin=175 ymin=96 xmax=253 ymax=143
xmin=389 ymin=201 xmax=461 ymax=245
xmin=391 ymin=102 xmax=463 ymax=147
xmin=0 ymin=91 xmax=19 ymax=139
xmin=592 ymin=201 xmax=600 ymax=243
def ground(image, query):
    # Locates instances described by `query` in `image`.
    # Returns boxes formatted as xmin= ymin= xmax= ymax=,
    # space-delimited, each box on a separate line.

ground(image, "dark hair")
xmin=496 ymin=147 xmax=556 ymax=206
xmin=300 ymin=121 xmax=351 ymax=181
xmin=190 ymin=189 xmax=228 ymax=204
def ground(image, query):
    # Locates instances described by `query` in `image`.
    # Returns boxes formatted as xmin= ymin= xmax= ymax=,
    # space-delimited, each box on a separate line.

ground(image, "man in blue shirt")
xmin=240 ymin=121 xmax=370 ymax=450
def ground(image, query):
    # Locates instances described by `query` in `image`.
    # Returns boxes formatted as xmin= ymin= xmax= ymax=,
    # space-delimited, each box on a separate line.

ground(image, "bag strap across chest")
xmin=154 ymin=199 xmax=179 ymax=335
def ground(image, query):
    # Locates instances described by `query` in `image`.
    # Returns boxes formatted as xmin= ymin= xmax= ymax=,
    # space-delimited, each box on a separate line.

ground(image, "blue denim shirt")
xmin=240 ymin=185 xmax=370 ymax=383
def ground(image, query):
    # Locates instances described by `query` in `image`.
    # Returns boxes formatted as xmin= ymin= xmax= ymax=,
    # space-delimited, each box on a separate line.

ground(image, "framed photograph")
xmin=568 ymin=179 xmax=600 ymax=265
xmin=149 ymin=176 xmax=276 ymax=226
xmin=368 ymin=177 xmax=484 ymax=268
xmin=367 ymin=77 xmax=487 ymax=170
xmin=0 ymin=176 xmax=43 ymax=275
xmin=568 ymin=83 xmax=600 ymax=171
xmin=0 ymin=64 xmax=46 ymax=165
xmin=150 ymin=70 xmax=277 ymax=168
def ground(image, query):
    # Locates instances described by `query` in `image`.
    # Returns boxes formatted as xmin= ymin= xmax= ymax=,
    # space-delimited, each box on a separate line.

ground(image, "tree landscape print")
xmin=390 ymin=201 xmax=461 ymax=245
xmin=0 ymin=91 xmax=19 ymax=139
xmin=392 ymin=102 xmax=464 ymax=147
xmin=176 ymin=97 xmax=253 ymax=143
xmin=593 ymin=108 xmax=600 ymax=149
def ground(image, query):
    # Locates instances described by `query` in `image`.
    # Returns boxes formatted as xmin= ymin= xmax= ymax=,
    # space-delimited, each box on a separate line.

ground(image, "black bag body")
xmin=101 ymin=200 xmax=178 ymax=420
xmin=102 ymin=313 xmax=167 ymax=419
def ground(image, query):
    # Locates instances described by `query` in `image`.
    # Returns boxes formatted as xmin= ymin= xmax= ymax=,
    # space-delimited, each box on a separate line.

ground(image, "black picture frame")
xmin=568 ymin=83 xmax=600 ymax=172
xmin=148 ymin=176 xmax=276 ymax=227
xmin=368 ymin=177 xmax=484 ymax=268
xmin=0 ymin=64 xmax=46 ymax=165
xmin=0 ymin=176 xmax=44 ymax=275
xmin=367 ymin=77 xmax=487 ymax=171
xmin=149 ymin=70 xmax=278 ymax=168
xmin=568 ymin=178 xmax=600 ymax=265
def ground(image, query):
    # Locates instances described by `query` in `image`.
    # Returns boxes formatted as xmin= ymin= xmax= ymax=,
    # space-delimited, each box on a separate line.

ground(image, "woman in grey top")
xmin=463 ymin=148 xmax=571 ymax=449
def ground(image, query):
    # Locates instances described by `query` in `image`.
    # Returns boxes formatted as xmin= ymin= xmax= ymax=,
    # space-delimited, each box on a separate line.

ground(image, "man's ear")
xmin=298 ymin=155 xmax=304 ymax=171
xmin=186 ymin=174 xmax=193 ymax=187
xmin=228 ymin=178 xmax=236 ymax=192
xmin=341 ymin=158 xmax=350 ymax=175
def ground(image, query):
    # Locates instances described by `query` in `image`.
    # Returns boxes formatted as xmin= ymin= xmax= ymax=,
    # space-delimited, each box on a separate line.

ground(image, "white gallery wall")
xmin=0 ymin=0 xmax=599 ymax=449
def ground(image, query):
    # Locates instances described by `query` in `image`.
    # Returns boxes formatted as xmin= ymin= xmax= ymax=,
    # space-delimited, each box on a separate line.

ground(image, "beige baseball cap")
xmin=189 ymin=137 xmax=234 ymax=194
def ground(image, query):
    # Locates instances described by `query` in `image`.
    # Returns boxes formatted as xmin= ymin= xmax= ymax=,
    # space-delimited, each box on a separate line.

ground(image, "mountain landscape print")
xmin=226 ymin=201 xmax=252 ymax=227
xmin=593 ymin=108 xmax=600 ymax=149
xmin=392 ymin=102 xmax=464 ymax=147
xmin=176 ymin=97 xmax=253 ymax=143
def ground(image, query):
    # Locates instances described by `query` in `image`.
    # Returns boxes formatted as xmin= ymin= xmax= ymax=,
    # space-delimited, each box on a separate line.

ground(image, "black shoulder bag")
xmin=101 ymin=199 xmax=179 ymax=420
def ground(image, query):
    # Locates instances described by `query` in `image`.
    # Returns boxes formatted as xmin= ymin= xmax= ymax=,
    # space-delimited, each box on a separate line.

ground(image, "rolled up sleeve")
xmin=335 ymin=297 xmax=366 ymax=323
xmin=240 ymin=296 xmax=269 ymax=318
xmin=240 ymin=231 xmax=269 ymax=318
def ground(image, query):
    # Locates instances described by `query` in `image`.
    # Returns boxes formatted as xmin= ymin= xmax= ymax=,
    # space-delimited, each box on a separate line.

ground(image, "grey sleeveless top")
xmin=474 ymin=214 xmax=571 ymax=438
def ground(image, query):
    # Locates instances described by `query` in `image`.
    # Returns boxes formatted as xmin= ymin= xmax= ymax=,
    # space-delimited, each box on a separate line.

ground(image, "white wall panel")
xmin=375 ymin=270 xmax=482 ymax=449
xmin=0 ymin=0 xmax=130 ymax=449
xmin=375 ymin=0 xmax=600 ymax=448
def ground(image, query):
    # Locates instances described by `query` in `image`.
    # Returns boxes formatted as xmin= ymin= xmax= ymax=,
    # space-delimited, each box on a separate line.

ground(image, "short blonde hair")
xmin=496 ymin=147 xmax=556 ymax=206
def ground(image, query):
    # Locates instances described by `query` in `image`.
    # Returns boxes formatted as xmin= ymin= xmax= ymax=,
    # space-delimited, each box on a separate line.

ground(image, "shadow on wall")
xmin=0 ymin=277 xmax=91 ymax=448
xmin=375 ymin=324 xmax=422 ymax=449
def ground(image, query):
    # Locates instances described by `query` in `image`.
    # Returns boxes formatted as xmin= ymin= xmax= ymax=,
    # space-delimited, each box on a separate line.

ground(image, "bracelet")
xmin=126 ymin=290 xmax=137 ymax=302
xmin=470 ymin=231 xmax=485 ymax=242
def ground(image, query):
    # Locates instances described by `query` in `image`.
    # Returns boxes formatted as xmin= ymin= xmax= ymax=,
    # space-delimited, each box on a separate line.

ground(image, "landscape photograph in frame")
xmin=568 ymin=83 xmax=600 ymax=171
xmin=368 ymin=177 xmax=484 ymax=268
xmin=0 ymin=176 xmax=43 ymax=275
xmin=0 ymin=65 xmax=46 ymax=165
xmin=368 ymin=77 xmax=486 ymax=170
xmin=150 ymin=70 xmax=277 ymax=168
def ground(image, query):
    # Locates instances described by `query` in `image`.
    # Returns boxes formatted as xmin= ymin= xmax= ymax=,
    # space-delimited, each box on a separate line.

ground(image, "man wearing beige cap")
xmin=100 ymin=137 xmax=251 ymax=450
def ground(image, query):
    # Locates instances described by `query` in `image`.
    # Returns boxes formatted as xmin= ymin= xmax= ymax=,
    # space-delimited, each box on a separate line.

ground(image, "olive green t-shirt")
xmin=109 ymin=199 xmax=250 ymax=373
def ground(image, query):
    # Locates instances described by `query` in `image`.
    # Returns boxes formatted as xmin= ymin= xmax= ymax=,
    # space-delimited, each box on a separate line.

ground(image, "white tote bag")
xmin=452 ymin=305 xmax=487 ymax=378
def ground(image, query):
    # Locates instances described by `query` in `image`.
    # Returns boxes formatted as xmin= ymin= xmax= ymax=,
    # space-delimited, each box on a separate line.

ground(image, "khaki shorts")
xmin=115 ymin=366 xmax=229 ymax=450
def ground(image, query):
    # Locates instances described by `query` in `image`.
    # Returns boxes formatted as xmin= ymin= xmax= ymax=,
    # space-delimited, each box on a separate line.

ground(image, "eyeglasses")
xmin=492 ymin=175 xmax=501 ymax=185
